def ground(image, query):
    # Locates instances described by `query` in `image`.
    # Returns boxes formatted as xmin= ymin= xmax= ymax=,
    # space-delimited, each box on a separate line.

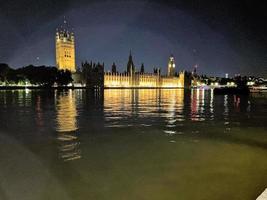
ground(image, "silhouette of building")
xmin=140 ymin=63 xmax=145 ymax=74
xmin=127 ymin=51 xmax=135 ymax=75
xmin=55 ymin=19 xmax=76 ymax=72
xmin=111 ymin=62 xmax=117 ymax=74
xmin=81 ymin=61 xmax=104 ymax=89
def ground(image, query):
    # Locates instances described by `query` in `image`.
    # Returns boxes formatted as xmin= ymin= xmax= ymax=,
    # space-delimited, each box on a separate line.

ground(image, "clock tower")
xmin=168 ymin=55 xmax=175 ymax=76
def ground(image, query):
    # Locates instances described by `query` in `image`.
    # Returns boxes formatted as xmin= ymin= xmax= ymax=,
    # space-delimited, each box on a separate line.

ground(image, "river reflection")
xmin=1 ymin=89 xmax=267 ymax=200
xmin=103 ymin=89 xmax=240 ymax=129
xmin=56 ymin=90 xmax=81 ymax=162
xmin=0 ymin=88 xmax=255 ymax=132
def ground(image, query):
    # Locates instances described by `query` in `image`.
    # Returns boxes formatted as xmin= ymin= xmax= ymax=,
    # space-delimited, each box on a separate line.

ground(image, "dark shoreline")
xmin=0 ymin=86 xmax=85 ymax=90
xmin=213 ymin=87 xmax=250 ymax=95
xmin=0 ymin=86 xmax=187 ymax=90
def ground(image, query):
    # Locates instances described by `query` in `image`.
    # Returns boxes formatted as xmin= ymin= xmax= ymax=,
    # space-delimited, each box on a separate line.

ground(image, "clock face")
xmin=169 ymin=63 xmax=175 ymax=68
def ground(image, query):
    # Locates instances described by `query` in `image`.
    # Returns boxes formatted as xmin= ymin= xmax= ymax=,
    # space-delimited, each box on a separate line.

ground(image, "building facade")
xmin=55 ymin=20 xmax=76 ymax=72
xmin=104 ymin=72 xmax=186 ymax=88
xmin=103 ymin=54 xmax=188 ymax=88
xmin=58 ymin=25 xmax=189 ymax=88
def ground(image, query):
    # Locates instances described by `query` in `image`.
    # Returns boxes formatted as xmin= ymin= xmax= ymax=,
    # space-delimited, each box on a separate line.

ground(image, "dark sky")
xmin=0 ymin=0 xmax=267 ymax=77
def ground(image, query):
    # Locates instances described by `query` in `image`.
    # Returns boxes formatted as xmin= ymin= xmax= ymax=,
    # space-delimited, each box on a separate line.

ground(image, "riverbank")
xmin=0 ymin=86 xmax=187 ymax=90
xmin=0 ymin=86 xmax=86 ymax=90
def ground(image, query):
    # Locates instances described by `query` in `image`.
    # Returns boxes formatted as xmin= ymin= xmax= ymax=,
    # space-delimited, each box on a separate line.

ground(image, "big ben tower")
xmin=168 ymin=55 xmax=175 ymax=76
xmin=55 ymin=19 xmax=76 ymax=72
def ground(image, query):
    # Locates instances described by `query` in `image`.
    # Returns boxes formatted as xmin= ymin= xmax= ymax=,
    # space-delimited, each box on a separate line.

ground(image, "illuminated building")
xmin=167 ymin=55 xmax=175 ymax=77
xmin=52 ymin=24 xmax=189 ymax=88
xmin=101 ymin=53 xmax=188 ymax=88
xmin=55 ymin=19 xmax=76 ymax=72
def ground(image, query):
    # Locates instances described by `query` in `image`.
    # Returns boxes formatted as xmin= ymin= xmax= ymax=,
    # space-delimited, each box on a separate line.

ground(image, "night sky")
xmin=1 ymin=0 xmax=267 ymax=77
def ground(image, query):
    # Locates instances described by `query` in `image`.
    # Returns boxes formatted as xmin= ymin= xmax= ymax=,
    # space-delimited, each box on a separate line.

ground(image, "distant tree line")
xmin=0 ymin=63 xmax=73 ymax=86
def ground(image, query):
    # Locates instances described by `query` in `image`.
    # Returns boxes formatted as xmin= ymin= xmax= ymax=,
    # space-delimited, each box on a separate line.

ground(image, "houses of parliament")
xmin=55 ymin=21 xmax=190 ymax=88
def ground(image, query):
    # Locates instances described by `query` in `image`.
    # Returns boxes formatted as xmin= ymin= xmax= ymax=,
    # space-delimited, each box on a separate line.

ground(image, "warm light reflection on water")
xmin=56 ymin=90 xmax=78 ymax=132
xmin=1 ymin=89 xmax=267 ymax=199
xmin=103 ymin=89 xmax=226 ymax=131
xmin=104 ymin=89 xmax=185 ymax=128
xmin=56 ymin=90 xmax=81 ymax=161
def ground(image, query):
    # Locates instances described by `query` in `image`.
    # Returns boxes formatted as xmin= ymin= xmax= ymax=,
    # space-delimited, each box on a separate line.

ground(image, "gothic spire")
xmin=127 ymin=50 xmax=135 ymax=74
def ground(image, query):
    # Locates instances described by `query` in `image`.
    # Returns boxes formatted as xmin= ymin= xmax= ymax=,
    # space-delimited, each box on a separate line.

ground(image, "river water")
xmin=0 ymin=89 xmax=267 ymax=200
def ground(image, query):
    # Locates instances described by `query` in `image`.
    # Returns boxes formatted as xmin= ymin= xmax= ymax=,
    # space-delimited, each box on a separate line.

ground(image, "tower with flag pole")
xmin=55 ymin=17 xmax=76 ymax=72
